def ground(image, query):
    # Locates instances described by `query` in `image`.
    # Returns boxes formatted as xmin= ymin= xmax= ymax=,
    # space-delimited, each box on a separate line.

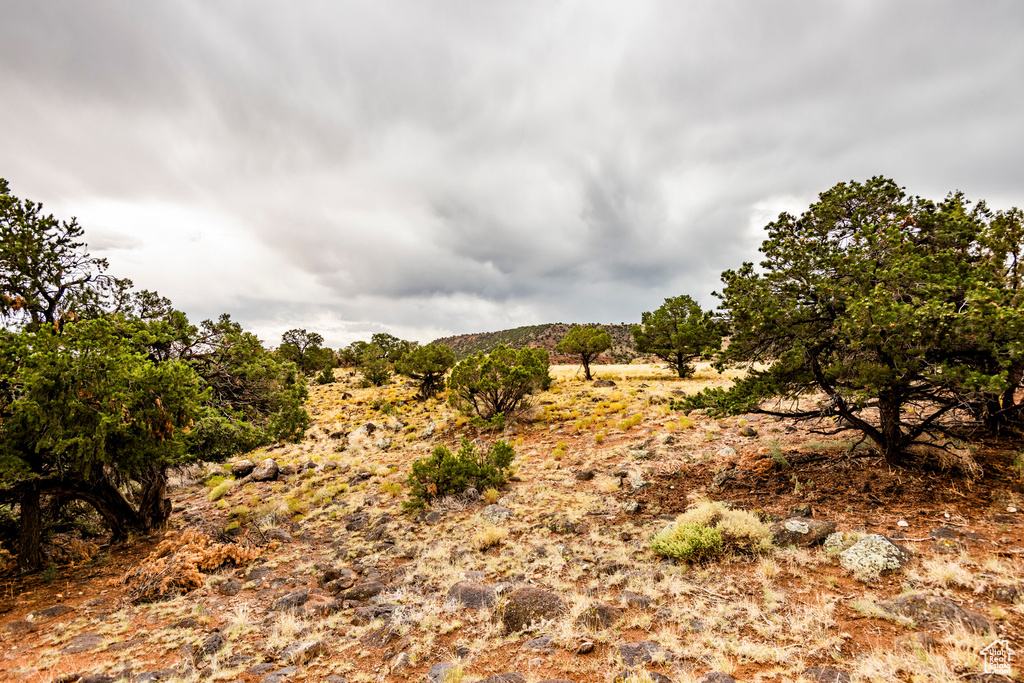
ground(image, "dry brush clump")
xmin=650 ymin=500 xmax=773 ymax=561
xmin=119 ymin=529 xmax=262 ymax=603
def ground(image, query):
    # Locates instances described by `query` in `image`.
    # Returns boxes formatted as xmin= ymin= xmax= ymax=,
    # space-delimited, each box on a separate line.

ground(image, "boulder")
xmin=592 ymin=379 xmax=617 ymax=387
xmin=472 ymin=675 xmax=525 ymax=683
xmin=493 ymin=587 xmax=567 ymax=633
xmin=838 ymin=534 xmax=910 ymax=575
xmin=336 ymin=581 xmax=385 ymax=602
xmin=802 ymin=668 xmax=851 ymax=683
xmin=61 ymin=632 xmax=103 ymax=654
xmin=269 ymin=589 xmax=309 ymax=612
xmin=696 ymin=674 xmax=737 ymax=683
xmin=877 ymin=594 xmax=994 ymax=634
xmin=250 ymin=458 xmax=279 ymax=482
xmin=426 ymin=663 xmax=456 ymax=683
xmin=231 ymin=460 xmax=256 ymax=477
xmin=279 ymin=640 xmax=328 ymax=664
xmin=447 ymin=581 xmax=497 ymax=609
xmin=614 ymin=640 xmax=673 ymax=667
xmin=771 ymin=517 xmax=836 ymax=547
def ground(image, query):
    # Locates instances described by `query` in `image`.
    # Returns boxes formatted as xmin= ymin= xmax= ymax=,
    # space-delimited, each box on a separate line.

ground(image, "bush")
xmin=358 ymin=345 xmax=392 ymax=387
xmin=394 ymin=344 xmax=456 ymax=399
xmin=650 ymin=523 xmax=722 ymax=561
xmin=650 ymin=501 xmax=773 ymax=561
xmin=405 ymin=438 xmax=515 ymax=509
xmin=447 ymin=344 xmax=551 ymax=420
xmin=209 ymin=480 xmax=234 ymax=502
xmin=315 ymin=364 xmax=335 ymax=385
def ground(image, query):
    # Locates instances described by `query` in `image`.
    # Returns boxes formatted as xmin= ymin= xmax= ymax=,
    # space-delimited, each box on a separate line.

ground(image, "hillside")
xmin=432 ymin=323 xmax=639 ymax=362
xmin=0 ymin=365 xmax=1022 ymax=683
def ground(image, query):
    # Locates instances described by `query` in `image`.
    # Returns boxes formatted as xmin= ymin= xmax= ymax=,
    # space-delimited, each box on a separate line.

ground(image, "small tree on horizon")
xmin=395 ymin=343 xmax=456 ymax=399
xmin=555 ymin=325 xmax=612 ymax=380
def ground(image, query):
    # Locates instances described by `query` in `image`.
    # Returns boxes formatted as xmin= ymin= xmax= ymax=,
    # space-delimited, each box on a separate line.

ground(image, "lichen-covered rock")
xmin=838 ymin=534 xmax=910 ymax=575
xmin=877 ymin=594 xmax=994 ymax=634
xmin=472 ymin=674 xmax=526 ymax=683
xmin=250 ymin=458 xmax=279 ymax=482
xmin=771 ymin=517 xmax=836 ymax=547
xmin=492 ymin=587 xmax=566 ymax=633
xmin=802 ymin=668 xmax=851 ymax=683
xmin=614 ymin=640 xmax=673 ymax=666
xmin=447 ymin=581 xmax=497 ymax=609
xmin=482 ymin=505 xmax=513 ymax=523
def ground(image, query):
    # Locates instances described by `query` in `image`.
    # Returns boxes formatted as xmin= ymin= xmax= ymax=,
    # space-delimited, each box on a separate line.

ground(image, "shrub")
xmin=650 ymin=523 xmax=722 ymax=562
xmin=209 ymin=480 xmax=234 ymax=502
xmin=471 ymin=524 xmax=508 ymax=550
xmin=447 ymin=344 xmax=551 ymax=420
xmin=315 ymin=364 xmax=335 ymax=385
xmin=405 ymin=438 xmax=515 ymax=509
xmin=482 ymin=488 xmax=500 ymax=504
xmin=358 ymin=345 xmax=392 ymax=387
xmin=394 ymin=344 xmax=456 ymax=399
xmin=650 ymin=501 xmax=773 ymax=561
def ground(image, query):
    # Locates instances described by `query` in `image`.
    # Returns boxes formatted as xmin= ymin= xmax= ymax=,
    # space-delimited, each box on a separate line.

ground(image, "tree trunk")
xmin=582 ymin=357 xmax=593 ymax=381
xmin=136 ymin=467 xmax=171 ymax=531
xmin=68 ymin=477 xmax=141 ymax=542
xmin=877 ymin=390 xmax=905 ymax=466
xmin=18 ymin=481 xmax=42 ymax=572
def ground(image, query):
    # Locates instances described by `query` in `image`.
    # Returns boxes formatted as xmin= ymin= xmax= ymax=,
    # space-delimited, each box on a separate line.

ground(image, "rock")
xmin=618 ymin=591 xmax=653 ymax=609
xmin=447 ymin=581 xmax=497 ymax=609
xmin=266 ymin=528 xmax=294 ymax=543
xmin=250 ymin=458 xmax=279 ymax=482
xmin=167 ymin=618 xmax=200 ymax=630
xmin=574 ymin=469 xmax=596 ymax=481
xmin=422 ymin=423 xmax=437 ymax=438
xmin=352 ymin=603 xmax=400 ymax=625
xmin=199 ymin=632 xmax=226 ymax=657
xmin=592 ymin=379 xmax=617 ymax=387
xmin=278 ymin=464 xmax=297 ymax=476
xmin=575 ymin=603 xmax=623 ymax=629
xmin=696 ymin=674 xmax=736 ymax=683
xmin=548 ymin=519 xmax=578 ymax=534
xmin=269 ymin=589 xmax=309 ymax=612
xmin=659 ymin=434 xmax=676 ymax=446
xmin=426 ymin=663 xmax=456 ymax=683
xmin=613 ymin=671 xmax=672 ymax=683
xmin=739 ymin=426 xmax=758 ymax=437
xmin=473 ymin=675 xmax=526 ymax=683
xmin=326 ymin=677 xmax=350 ymax=683
xmin=989 ymin=584 xmax=1021 ymax=603
xmin=80 ymin=675 xmax=117 ymax=683
xmin=523 ymin=635 xmax=553 ymax=650
xmin=336 ymin=581 xmax=385 ymax=602
xmin=28 ymin=604 xmax=75 ymax=622
xmin=231 ymin=460 xmax=256 ymax=477
xmin=279 ymin=640 xmax=327 ymax=664
xmin=482 ymin=505 xmax=513 ymax=523
xmin=771 ymin=517 xmax=836 ymax=547
xmin=877 ymin=594 xmax=994 ymax=634
xmin=344 ymin=513 xmax=370 ymax=531
xmin=323 ymin=567 xmax=358 ymax=590
xmin=463 ymin=487 xmax=481 ymax=501
xmin=354 ymin=423 xmax=377 ymax=438
xmin=62 ymin=632 xmax=104 ymax=654
xmin=218 ymin=579 xmax=242 ymax=596
xmin=716 ymin=446 xmax=737 ymax=457
xmin=374 ymin=437 xmax=392 ymax=450
xmin=789 ymin=504 xmax=813 ymax=518
xmin=614 ymin=640 xmax=673 ymax=666
xmin=493 ymin=587 xmax=567 ymax=633
xmin=838 ymin=534 xmax=911 ymax=576
xmin=260 ymin=666 xmax=299 ymax=683
xmin=801 ymin=668 xmax=851 ymax=683
xmin=576 ymin=641 xmax=594 ymax=654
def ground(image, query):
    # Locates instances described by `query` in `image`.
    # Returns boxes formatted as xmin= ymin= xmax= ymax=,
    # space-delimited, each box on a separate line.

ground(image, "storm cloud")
xmin=3 ymin=1 xmax=1023 ymax=346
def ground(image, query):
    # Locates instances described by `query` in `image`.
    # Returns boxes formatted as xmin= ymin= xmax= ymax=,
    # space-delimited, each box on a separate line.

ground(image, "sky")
xmin=3 ymin=1 xmax=1024 ymax=347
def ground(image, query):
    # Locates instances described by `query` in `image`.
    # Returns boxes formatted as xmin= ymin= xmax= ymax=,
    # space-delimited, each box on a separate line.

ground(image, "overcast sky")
xmin=3 ymin=1 xmax=1023 ymax=347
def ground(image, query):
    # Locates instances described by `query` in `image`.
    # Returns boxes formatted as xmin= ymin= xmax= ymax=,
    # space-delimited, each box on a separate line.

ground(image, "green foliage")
xmin=394 ymin=344 xmax=456 ymax=399
xmin=278 ymin=328 xmax=332 ymax=375
xmin=447 ymin=344 xmax=551 ymax=420
xmin=0 ymin=178 xmax=127 ymax=327
xmin=649 ymin=523 xmax=723 ymax=562
xmin=209 ymin=480 xmax=234 ymax=502
xmin=650 ymin=501 xmax=773 ymax=561
xmin=767 ymin=439 xmax=791 ymax=470
xmin=695 ymin=176 xmax=1024 ymax=473
xmin=405 ymin=438 xmax=515 ymax=509
xmin=632 ymin=295 xmax=724 ymax=378
xmin=315 ymin=364 xmax=335 ymax=385
xmin=371 ymin=333 xmax=417 ymax=362
xmin=357 ymin=344 xmax=392 ymax=387
xmin=555 ymin=325 xmax=612 ymax=380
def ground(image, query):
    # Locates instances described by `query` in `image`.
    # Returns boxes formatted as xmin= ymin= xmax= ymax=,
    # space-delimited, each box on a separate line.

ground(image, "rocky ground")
xmin=1 ymin=364 xmax=1022 ymax=683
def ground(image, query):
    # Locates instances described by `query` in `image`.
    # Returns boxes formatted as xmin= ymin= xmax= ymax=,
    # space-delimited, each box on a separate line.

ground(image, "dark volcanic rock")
xmin=447 ymin=581 xmax=497 ymax=609
xmin=878 ymin=594 xmax=994 ymax=634
xmin=771 ymin=517 xmax=836 ymax=547
xmin=492 ymin=587 xmax=566 ymax=634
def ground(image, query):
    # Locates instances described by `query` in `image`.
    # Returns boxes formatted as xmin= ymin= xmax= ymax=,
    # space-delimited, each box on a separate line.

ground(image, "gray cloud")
xmin=2 ymin=1 xmax=1023 ymax=346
